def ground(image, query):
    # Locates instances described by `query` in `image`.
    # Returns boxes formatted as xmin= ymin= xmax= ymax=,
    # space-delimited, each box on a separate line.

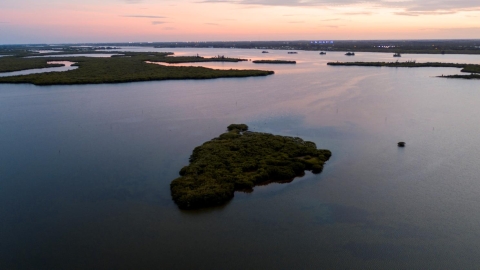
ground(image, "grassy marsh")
xmin=253 ymin=60 xmax=296 ymax=64
xmin=0 ymin=53 xmax=273 ymax=85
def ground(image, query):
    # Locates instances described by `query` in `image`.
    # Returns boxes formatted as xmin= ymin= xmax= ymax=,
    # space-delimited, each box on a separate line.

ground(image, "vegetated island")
xmin=327 ymin=61 xmax=480 ymax=79
xmin=0 ymin=52 xmax=273 ymax=85
xmin=170 ymin=124 xmax=331 ymax=209
xmin=252 ymin=60 xmax=296 ymax=64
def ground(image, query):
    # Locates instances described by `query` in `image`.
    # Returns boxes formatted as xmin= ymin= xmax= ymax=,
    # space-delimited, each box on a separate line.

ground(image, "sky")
xmin=0 ymin=0 xmax=479 ymax=44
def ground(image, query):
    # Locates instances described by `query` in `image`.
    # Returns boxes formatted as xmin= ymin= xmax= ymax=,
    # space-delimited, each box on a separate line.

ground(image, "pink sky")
xmin=0 ymin=0 xmax=479 ymax=44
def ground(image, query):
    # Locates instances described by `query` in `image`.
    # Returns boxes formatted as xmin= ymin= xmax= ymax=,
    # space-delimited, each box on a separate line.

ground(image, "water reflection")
xmin=1 ymin=47 xmax=480 ymax=269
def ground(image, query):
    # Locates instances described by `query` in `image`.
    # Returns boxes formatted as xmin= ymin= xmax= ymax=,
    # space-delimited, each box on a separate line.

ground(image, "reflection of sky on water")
xmin=2 ymin=47 xmax=480 ymax=269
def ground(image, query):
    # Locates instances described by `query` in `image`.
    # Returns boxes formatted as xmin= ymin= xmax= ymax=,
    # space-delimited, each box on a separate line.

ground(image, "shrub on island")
xmin=170 ymin=124 xmax=331 ymax=209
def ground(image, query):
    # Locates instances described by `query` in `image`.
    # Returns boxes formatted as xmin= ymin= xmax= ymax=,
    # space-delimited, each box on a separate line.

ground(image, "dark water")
xmin=1 ymin=48 xmax=480 ymax=269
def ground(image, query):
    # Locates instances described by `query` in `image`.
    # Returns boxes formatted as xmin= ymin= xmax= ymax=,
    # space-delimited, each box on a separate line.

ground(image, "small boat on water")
xmin=319 ymin=52 xmax=327 ymax=55
xmin=262 ymin=51 xmax=269 ymax=53
xmin=393 ymin=53 xmax=401 ymax=57
xmin=287 ymin=51 xmax=298 ymax=54
xmin=345 ymin=52 xmax=355 ymax=56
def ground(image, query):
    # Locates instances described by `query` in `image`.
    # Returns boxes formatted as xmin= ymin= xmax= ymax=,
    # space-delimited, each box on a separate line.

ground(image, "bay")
xmin=1 ymin=48 xmax=480 ymax=269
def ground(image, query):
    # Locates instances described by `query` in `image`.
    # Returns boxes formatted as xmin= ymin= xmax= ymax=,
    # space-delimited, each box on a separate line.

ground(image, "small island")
xmin=253 ymin=60 xmax=296 ymax=64
xmin=327 ymin=61 xmax=480 ymax=80
xmin=170 ymin=124 xmax=331 ymax=209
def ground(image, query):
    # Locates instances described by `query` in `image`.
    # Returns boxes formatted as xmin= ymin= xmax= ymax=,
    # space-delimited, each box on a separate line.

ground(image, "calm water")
xmin=1 ymin=48 xmax=480 ymax=269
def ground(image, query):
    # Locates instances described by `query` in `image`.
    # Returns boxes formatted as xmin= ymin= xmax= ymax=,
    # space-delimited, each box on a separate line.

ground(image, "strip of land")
xmin=0 ymin=53 xmax=273 ymax=85
xmin=327 ymin=61 xmax=480 ymax=79
xmin=253 ymin=60 xmax=296 ymax=64
xmin=170 ymin=124 xmax=331 ymax=209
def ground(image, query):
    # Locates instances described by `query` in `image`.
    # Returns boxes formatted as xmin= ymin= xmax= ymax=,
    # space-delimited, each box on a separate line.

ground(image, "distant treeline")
xmin=147 ymin=40 xmax=480 ymax=55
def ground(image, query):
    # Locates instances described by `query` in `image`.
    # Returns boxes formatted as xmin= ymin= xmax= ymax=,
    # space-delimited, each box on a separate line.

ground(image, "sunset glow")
xmin=1 ymin=0 xmax=479 ymax=43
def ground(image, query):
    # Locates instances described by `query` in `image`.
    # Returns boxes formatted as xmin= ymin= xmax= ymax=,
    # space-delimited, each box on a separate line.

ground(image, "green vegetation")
xmin=253 ymin=60 xmax=296 ymax=64
xmin=462 ymin=65 xmax=480 ymax=73
xmin=327 ymin=61 xmax=480 ymax=79
xmin=0 ymin=52 xmax=273 ymax=85
xmin=327 ymin=61 xmax=471 ymax=68
xmin=0 ymin=56 xmax=65 ymax=72
xmin=160 ymin=55 xmax=247 ymax=64
xmin=170 ymin=124 xmax=331 ymax=209
xmin=441 ymin=74 xmax=480 ymax=79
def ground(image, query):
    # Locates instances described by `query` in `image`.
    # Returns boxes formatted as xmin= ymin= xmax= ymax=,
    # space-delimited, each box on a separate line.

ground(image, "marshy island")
xmin=0 ymin=52 xmax=274 ymax=85
xmin=170 ymin=124 xmax=331 ymax=209
xmin=327 ymin=61 xmax=480 ymax=79
xmin=253 ymin=60 xmax=297 ymax=64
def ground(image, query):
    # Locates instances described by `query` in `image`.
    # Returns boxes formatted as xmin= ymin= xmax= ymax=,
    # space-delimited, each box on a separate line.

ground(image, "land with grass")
xmin=327 ymin=61 xmax=480 ymax=79
xmin=0 ymin=57 xmax=66 ymax=72
xmin=253 ymin=60 xmax=296 ymax=64
xmin=170 ymin=124 xmax=331 ymax=209
xmin=0 ymin=52 xmax=273 ymax=85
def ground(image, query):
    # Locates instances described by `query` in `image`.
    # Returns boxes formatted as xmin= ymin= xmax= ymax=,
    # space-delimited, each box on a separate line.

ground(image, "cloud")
xmin=320 ymin=18 xmax=341 ymax=21
xmin=198 ymin=0 xmax=380 ymax=7
xmin=198 ymin=0 xmax=480 ymax=14
xmin=321 ymin=24 xmax=344 ymax=28
xmin=123 ymin=0 xmax=143 ymax=3
xmin=205 ymin=23 xmax=220 ymax=25
xmin=122 ymin=15 xmax=167 ymax=18
xmin=395 ymin=10 xmax=456 ymax=16
xmin=341 ymin=11 xmax=372 ymax=15
xmin=420 ymin=26 xmax=480 ymax=31
xmin=152 ymin=21 xmax=168 ymax=25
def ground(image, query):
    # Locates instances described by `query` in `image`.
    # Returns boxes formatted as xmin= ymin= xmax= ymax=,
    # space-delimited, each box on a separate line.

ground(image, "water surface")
xmin=1 ymin=48 xmax=480 ymax=269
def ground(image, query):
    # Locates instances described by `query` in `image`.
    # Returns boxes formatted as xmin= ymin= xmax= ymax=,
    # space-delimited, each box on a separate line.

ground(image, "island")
xmin=0 ymin=52 xmax=274 ymax=85
xmin=327 ymin=61 xmax=480 ymax=79
xmin=170 ymin=124 xmax=331 ymax=209
xmin=252 ymin=60 xmax=296 ymax=64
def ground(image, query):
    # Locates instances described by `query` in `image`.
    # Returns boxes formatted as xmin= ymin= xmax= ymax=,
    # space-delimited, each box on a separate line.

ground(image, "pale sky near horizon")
xmin=0 ymin=0 xmax=479 ymax=44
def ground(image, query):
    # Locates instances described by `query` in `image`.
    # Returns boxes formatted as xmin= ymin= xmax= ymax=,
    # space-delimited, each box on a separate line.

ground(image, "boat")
xmin=319 ymin=52 xmax=327 ymax=55
xmin=262 ymin=51 xmax=269 ymax=53
xmin=287 ymin=52 xmax=298 ymax=54
xmin=345 ymin=52 xmax=355 ymax=56
xmin=393 ymin=53 xmax=401 ymax=57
